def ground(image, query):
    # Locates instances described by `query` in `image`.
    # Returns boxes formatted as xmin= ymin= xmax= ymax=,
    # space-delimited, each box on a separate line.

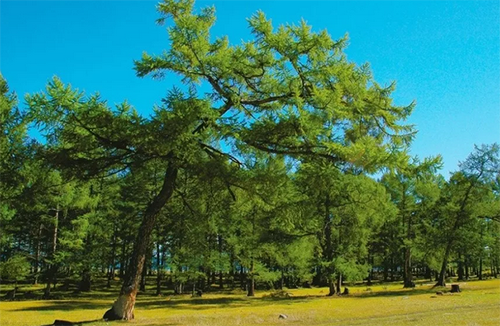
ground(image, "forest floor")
xmin=0 ymin=278 xmax=499 ymax=326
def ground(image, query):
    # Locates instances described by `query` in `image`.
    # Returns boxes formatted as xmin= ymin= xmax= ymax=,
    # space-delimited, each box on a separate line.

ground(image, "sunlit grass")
xmin=1 ymin=279 xmax=499 ymax=326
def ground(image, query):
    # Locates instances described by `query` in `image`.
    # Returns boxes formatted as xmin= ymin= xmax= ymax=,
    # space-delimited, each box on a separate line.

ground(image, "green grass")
xmin=1 ymin=279 xmax=499 ymax=326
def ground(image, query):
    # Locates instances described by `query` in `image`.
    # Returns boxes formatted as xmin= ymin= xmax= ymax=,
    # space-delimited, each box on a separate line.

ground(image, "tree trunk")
xmin=218 ymin=234 xmax=224 ymax=289
xmin=80 ymin=268 xmax=92 ymax=292
xmin=327 ymin=278 xmax=336 ymax=296
xmin=107 ymin=224 xmax=117 ymax=288
xmin=155 ymin=241 xmax=162 ymax=296
xmin=240 ymin=265 xmax=246 ymax=290
xmin=478 ymin=257 xmax=483 ymax=280
xmin=402 ymin=191 xmax=414 ymax=288
xmin=44 ymin=205 xmax=59 ymax=299
xmin=279 ymin=269 xmax=284 ymax=290
xmin=458 ymin=259 xmax=464 ymax=281
xmin=247 ymin=259 xmax=255 ymax=297
xmin=103 ymin=162 xmax=178 ymax=321
xmin=34 ymin=223 xmax=42 ymax=285
xmin=436 ymin=181 xmax=475 ymax=287
xmin=140 ymin=260 xmax=147 ymax=292
xmin=229 ymin=255 xmax=235 ymax=289
xmin=367 ymin=250 xmax=373 ymax=286
xmin=335 ymin=273 xmax=342 ymax=295
xmin=436 ymin=238 xmax=453 ymax=287
xmin=323 ymin=193 xmax=336 ymax=296
xmin=403 ymin=246 xmax=413 ymax=287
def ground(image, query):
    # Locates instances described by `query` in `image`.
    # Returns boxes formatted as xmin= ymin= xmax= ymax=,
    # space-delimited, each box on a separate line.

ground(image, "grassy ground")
xmin=0 ymin=279 xmax=499 ymax=326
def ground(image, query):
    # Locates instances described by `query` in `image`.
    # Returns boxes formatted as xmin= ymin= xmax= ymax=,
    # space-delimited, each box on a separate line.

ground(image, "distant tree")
xmin=0 ymin=75 xmax=29 ymax=253
xmin=381 ymin=156 xmax=442 ymax=287
xmin=435 ymin=144 xmax=499 ymax=286
xmin=296 ymin=162 xmax=393 ymax=295
xmin=0 ymin=255 xmax=30 ymax=299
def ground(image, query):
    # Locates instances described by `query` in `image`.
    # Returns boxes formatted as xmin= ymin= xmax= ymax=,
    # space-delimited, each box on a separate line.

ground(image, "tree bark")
xmin=327 ymin=278 xmax=336 ymax=296
xmin=103 ymin=161 xmax=178 ymax=321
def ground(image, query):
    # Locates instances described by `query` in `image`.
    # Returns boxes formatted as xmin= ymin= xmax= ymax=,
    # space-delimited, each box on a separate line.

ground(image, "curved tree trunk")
xmin=103 ymin=162 xmax=178 ymax=321
xmin=436 ymin=239 xmax=453 ymax=287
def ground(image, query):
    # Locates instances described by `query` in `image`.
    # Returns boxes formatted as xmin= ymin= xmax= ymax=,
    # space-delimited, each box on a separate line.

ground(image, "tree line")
xmin=1 ymin=0 xmax=499 ymax=321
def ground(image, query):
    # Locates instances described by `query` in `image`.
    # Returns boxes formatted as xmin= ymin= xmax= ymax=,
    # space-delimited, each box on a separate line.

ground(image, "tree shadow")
xmin=38 ymin=319 xmax=179 ymax=326
xmin=349 ymin=286 xmax=449 ymax=299
xmin=39 ymin=319 xmax=103 ymax=326
xmin=13 ymin=300 xmax=110 ymax=312
xmin=137 ymin=294 xmax=316 ymax=311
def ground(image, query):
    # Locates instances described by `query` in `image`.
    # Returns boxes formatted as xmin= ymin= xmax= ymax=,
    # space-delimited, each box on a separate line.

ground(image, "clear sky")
xmin=1 ymin=0 xmax=499 ymax=178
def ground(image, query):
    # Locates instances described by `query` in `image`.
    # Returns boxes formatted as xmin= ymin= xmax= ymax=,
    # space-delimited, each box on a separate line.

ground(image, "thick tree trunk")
xmin=436 ymin=239 xmax=453 ymax=287
xmin=403 ymin=246 xmax=413 ymax=288
xmin=103 ymin=162 xmax=178 ymax=321
xmin=327 ymin=278 xmax=336 ymax=296
xmin=80 ymin=268 xmax=92 ymax=292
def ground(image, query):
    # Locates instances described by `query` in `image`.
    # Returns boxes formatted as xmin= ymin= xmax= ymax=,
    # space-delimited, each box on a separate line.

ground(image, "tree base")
xmin=103 ymin=293 xmax=136 ymax=321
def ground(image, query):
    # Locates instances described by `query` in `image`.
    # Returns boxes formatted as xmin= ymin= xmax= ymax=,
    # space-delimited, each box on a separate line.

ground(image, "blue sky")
xmin=1 ymin=0 xmax=499 ymax=177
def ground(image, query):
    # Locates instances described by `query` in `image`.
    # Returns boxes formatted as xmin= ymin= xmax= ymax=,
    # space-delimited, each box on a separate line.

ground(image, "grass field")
xmin=0 ymin=279 xmax=499 ymax=326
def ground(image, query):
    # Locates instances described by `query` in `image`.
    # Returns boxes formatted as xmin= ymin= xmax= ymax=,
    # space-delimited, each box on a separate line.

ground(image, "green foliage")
xmin=2 ymin=0 xmax=499 ymax=312
xmin=0 ymin=255 xmax=30 ymax=282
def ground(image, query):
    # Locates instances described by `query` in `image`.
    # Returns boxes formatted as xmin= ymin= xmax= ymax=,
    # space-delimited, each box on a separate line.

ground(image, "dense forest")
xmin=1 ymin=0 xmax=499 ymax=321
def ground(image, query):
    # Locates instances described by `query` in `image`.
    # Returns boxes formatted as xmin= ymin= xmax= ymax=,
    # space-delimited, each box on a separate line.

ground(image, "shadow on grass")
xmin=39 ymin=319 xmax=179 ymax=326
xmin=13 ymin=300 xmax=110 ymax=312
xmin=40 ymin=319 xmax=103 ymax=326
xmin=349 ymin=285 xmax=449 ymax=299
xmin=136 ymin=294 xmax=316 ymax=311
